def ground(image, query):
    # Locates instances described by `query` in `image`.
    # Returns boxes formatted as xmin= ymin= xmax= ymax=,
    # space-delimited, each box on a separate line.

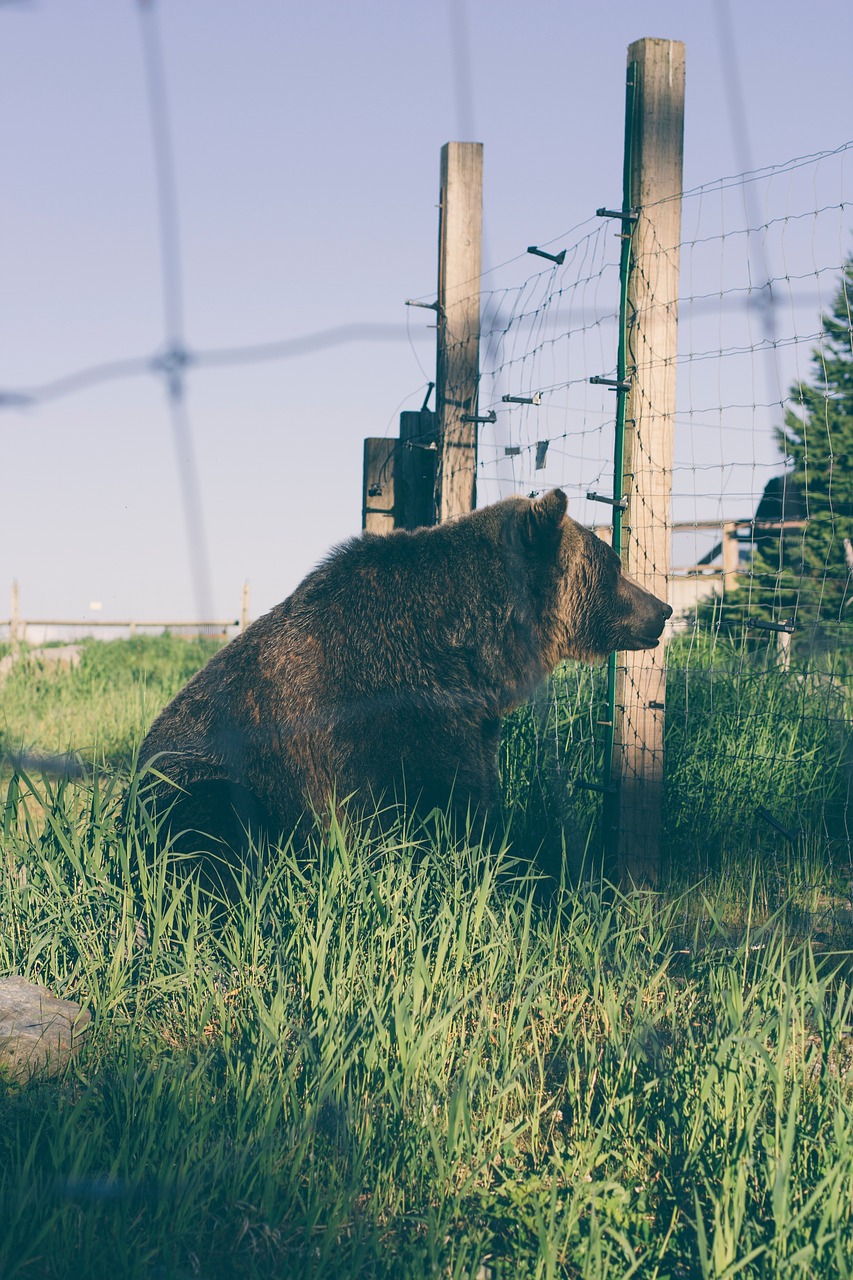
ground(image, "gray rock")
xmin=0 ymin=976 xmax=91 ymax=1082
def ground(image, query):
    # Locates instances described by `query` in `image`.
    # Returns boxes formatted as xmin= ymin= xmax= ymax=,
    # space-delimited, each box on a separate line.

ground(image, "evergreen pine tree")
xmin=705 ymin=256 xmax=853 ymax=654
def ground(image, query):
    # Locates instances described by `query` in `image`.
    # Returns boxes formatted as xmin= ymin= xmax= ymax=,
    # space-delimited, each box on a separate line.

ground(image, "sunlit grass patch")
xmin=0 ymin=635 xmax=223 ymax=771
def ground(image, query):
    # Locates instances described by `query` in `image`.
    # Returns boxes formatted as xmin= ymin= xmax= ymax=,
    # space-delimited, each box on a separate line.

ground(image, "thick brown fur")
xmin=137 ymin=490 xmax=671 ymax=852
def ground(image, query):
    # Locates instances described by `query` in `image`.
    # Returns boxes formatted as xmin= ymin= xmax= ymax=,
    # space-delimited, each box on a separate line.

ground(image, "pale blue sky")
xmin=1 ymin=0 xmax=851 ymax=627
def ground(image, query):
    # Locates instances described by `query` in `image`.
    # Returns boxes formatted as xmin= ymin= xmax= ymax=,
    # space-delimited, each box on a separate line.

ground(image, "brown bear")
xmin=137 ymin=489 xmax=671 ymax=852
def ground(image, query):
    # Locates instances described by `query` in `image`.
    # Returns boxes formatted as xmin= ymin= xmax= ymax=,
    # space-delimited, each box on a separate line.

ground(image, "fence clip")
xmin=590 ymin=375 xmax=632 ymax=392
xmin=461 ymin=410 xmax=497 ymax=424
xmin=596 ymin=207 xmax=639 ymax=222
xmin=745 ymin=617 xmax=796 ymax=634
xmin=757 ymin=805 xmax=799 ymax=843
xmin=152 ymin=342 xmax=192 ymax=380
xmin=527 ymin=245 xmax=566 ymax=266
xmin=420 ymin=382 xmax=435 ymax=412
xmin=574 ymin=779 xmax=614 ymax=794
xmin=504 ymin=446 xmax=521 ymax=457
xmin=405 ymin=299 xmax=439 ymax=311
xmin=587 ymin=491 xmax=628 ymax=510
xmin=502 ymin=392 xmax=542 ymax=405
xmin=648 ymin=700 xmax=665 ymax=710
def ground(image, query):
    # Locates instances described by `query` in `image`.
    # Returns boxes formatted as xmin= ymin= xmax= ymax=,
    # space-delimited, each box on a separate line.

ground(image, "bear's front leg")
xmin=397 ymin=711 xmax=504 ymax=843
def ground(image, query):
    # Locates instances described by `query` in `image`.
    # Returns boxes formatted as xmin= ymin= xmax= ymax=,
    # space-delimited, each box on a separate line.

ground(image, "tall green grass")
xmin=1 ymin=634 xmax=853 ymax=1276
xmin=3 ymin=770 xmax=853 ymax=1277
xmin=500 ymin=632 xmax=853 ymax=903
xmin=664 ymin=632 xmax=853 ymax=904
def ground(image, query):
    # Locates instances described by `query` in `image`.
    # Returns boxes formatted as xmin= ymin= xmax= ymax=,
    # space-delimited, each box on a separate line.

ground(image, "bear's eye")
xmin=603 ymin=548 xmax=622 ymax=580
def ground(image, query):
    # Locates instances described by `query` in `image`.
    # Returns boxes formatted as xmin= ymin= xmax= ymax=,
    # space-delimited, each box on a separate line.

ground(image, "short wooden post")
xmin=362 ymin=438 xmax=398 ymax=534
xmin=240 ymin=581 xmax=251 ymax=632
xmin=435 ymin=141 xmax=483 ymax=523
xmin=608 ymin=38 xmax=685 ymax=885
xmin=722 ymin=521 xmax=739 ymax=594
xmin=398 ymin=410 xmax=438 ymax=530
xmin=10 ymin=580 xmax=20 ymax=649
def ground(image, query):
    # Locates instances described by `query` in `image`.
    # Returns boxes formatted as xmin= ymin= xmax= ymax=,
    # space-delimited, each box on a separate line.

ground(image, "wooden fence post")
xmin=362 ymin=439 xmax=398 ymax=534
xmin=607 ymin=38 xmax=685 ymax=885
xmin=722 ymin=521 xmax=739 ymax=594
xmin=435 ymin=141 xmax=483 ymax=523
xmin=10 ymin=580 xmax=21 ymax=649
xmin=398 ymin=409 xmax=438 ymax=530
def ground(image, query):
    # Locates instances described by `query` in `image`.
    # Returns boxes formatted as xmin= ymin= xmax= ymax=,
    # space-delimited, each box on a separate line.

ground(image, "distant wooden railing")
xmin=1 ymin=581 xmax=251 ymax=644
xmin=594 ymin=517 xmax=807 ymax=586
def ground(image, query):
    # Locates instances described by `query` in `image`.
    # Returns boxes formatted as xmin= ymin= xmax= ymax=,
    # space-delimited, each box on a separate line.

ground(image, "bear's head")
xmin=510 ymin=488 xmax=673 ymax=664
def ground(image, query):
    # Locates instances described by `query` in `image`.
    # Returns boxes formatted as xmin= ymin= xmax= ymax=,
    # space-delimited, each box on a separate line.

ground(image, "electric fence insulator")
xmin=587 ymin=491 xmax=628 ymax=511
xmin=590 ymin=375 xmax=632 ymax=392
xmin=527 ymin=245 xmax=566 ymax=266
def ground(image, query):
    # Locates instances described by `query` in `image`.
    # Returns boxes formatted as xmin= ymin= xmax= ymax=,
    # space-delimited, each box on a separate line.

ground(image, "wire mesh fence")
xmin=473 ymin=140 xmax=853 ymax=880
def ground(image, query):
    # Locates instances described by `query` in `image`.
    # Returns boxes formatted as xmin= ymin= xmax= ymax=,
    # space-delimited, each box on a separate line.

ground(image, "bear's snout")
xmin=618 ymin=576 xmax=673 ymax=650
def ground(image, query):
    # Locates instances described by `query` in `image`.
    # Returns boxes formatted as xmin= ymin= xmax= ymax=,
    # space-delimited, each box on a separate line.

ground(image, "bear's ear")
xmin=523 ymin=489 xmax=568 ymax=545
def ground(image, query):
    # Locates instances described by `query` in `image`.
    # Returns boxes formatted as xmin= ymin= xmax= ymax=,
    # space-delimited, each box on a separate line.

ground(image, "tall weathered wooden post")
xmin=434 ymin=141 xmax=483 ymax=523
xmin=361 ymin=142 xmax=480 ymax=533
xmin=603 ymin=38 xmax=685 ymax=884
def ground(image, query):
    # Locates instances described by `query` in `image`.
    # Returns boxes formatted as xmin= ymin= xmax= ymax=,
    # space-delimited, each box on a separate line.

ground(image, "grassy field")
xmin=1 ymin=635 xmax=853 ymax=1278
xmin=0 ymin=635 xmax=222 ymax=770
